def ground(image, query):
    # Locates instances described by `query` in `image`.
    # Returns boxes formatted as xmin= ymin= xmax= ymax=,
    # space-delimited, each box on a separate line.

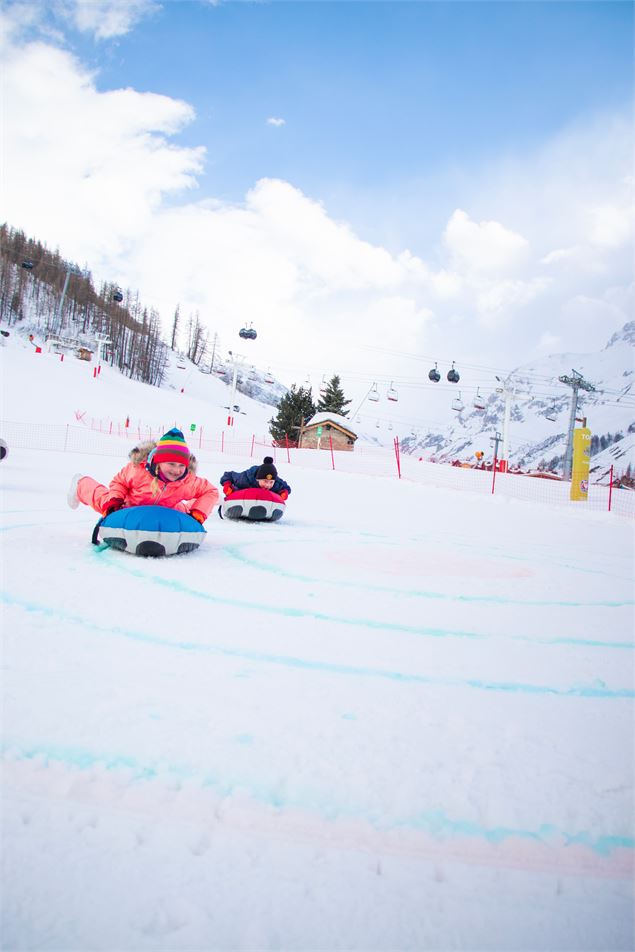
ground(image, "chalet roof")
xmin=304 ymin=411 xmax=357 ymax=439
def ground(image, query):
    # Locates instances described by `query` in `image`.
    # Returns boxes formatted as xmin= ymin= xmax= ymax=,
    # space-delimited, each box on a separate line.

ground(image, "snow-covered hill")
xmin=402 ymin=322 xmax=635 ymax=478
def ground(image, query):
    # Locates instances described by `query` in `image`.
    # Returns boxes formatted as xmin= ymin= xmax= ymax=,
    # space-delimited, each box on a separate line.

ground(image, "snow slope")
xmin=1 ymin=336 xmax=634 ymax=951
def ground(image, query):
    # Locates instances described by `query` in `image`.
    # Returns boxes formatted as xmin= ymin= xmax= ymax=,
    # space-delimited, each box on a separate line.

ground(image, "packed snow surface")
xmin=1 ymin=338 xmax=634 ymax=951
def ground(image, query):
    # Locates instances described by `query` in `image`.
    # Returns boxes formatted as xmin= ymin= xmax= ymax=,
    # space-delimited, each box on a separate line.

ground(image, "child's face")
xmin=257 ymin=477 xmax=275 ymax=489
xmin=158 ymin=461 xmax=186 ymax=481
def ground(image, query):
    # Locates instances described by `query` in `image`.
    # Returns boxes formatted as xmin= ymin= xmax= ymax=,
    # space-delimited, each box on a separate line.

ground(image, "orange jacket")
xmin=104 ymin=461 xmax=219 ymax=518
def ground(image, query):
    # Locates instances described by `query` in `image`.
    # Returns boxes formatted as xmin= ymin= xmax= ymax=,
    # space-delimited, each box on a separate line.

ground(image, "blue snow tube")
xmin=93 ymin=505 xmax=206 ymax=557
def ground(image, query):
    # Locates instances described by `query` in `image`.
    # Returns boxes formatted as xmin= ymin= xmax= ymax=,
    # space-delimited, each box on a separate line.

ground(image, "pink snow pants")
xmin=76 ymin=476 xmax=111 ymax=515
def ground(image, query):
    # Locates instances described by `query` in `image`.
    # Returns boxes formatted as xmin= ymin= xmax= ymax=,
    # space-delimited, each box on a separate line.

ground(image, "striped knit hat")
xmin=152 ymin=428 xmax=190 ymax=466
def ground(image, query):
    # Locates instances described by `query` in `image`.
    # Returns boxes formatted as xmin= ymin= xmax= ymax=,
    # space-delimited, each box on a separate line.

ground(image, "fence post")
xmin=329 ymin=434 xmax=335 ymax=470
xmin=63 ymin=424 xmax=69 ymax=452
xmin=608 ymin=465 xmax=613 ymax=512
xmin=491 ymin=453 xmax=498 ymax=494
xmin=250 ymin=434 xmax=255 ymax=458
xmin=199 ymin=427 xmax=203 ymax=449
xmin=394 ymin=436 xmax=401 ymax=479
xmin=285 ymin=433 xmax=291 ymax=464
xmin=221 ymin=431 xmax=224 ymax=453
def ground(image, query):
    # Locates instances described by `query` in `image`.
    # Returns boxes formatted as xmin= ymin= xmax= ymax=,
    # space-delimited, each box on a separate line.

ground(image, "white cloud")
xmin=3 ymin=40 xmax=204 ymax=262
xmin=266 ymin=117 xmax=286 ymax=127
xmin=58 ymin=0 xmax=158 ymax=39
xmin=585 ymin=202 xmax=633 ymax=248
xmin=442 ymin=209 xmax=530 ymax=276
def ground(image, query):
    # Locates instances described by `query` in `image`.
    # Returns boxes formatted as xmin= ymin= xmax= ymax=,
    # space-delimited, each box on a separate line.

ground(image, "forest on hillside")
xmin=0 ymin=225 xmax=209 ymax=387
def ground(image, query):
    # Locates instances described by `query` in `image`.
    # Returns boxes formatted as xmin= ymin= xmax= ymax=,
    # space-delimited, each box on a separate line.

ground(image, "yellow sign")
xmin=570 ymin=427 xmax=591 ymax=501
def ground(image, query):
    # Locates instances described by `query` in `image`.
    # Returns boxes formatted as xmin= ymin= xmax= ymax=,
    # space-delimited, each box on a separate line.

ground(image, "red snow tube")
xmin=220 ymin=487 xmax=286 ymax=522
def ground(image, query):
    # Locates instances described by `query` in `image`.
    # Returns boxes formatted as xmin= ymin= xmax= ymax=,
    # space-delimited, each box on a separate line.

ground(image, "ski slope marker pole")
xmin=329 ymin=434 xmax=335 ymax=470
xmin=608 ymin=465 xmax=613 ymax=512
xmin=394 ymin=436 xmax=401 ymax=478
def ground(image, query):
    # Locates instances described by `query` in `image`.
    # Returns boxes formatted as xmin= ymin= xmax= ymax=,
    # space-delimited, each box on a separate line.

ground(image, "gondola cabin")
xmin=447 ymin=362 xmax=460 ymax=383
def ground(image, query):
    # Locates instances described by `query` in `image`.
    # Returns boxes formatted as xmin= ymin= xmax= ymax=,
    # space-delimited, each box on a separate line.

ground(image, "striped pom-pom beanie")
xmin=152 ymin=428 xmax=190 ymax=466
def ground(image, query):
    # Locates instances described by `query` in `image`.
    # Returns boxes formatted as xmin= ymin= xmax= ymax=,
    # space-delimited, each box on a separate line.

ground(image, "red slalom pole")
xmin=394 ymin=436 xmax=401 ymax=478
xmin=608 ymin=465 xmax=614 ymax=512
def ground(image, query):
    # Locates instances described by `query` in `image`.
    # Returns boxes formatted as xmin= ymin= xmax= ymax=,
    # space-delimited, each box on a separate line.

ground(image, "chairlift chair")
xmin=248 ymin=367 xmax=257 ymax=380
xmin=546 ymin=404 xmax=557 ymax=422
xmin=387 ymin=382 xmax=398 ymax=402
xmin=368 ymin=383 xmax=380 ymax=403
xmin=447 ymin=361 xmax=460 ymax=384
xmin=428 ymin=362 xmax=441 ymax=383
xmin=473 ymin=388 xmax=486 ymax=411
xmin=264 ymin=370 xmax=274 ymax=384
xmin=388 ymin=422 xmax=393 ymax=431
xmin=375 ymin=420 xmax=380 ymax=428
xmin=451 ymin=391 xmax=464 ymax=412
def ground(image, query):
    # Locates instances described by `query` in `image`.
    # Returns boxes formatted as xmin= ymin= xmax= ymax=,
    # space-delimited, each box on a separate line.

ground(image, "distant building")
xmin=300 ymin=412 xmax=357 ymax=451
xmin=76 ymin=347 xmax=93 ymax=361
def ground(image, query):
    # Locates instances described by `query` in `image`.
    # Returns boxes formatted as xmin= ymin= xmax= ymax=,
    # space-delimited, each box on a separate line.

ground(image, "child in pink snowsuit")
xmin=67 ymin=428 xmax=219 ymax=523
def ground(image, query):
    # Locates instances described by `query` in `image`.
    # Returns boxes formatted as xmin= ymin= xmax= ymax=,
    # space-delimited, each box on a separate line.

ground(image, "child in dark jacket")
xmin=220 ymin=456 xmax=291 ymax=500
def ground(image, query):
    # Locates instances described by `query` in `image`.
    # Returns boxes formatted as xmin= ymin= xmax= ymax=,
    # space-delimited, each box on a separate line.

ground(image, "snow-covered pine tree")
xmin=317 ymin=374 xmax=352 ymax=416
xmin=269 ymin=384 xmax=316 ymax=445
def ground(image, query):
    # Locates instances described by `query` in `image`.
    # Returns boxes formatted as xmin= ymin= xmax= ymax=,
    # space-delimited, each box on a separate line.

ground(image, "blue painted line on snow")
xmin=2 ymin=591 xmax=634 ymax=698
xmin=104 ymin=554 xmax=634 ymax=652
xmin=2 ymin=740 xmax=633 ymax=858
xmin=220 ymin=543 xmax=634 ymax=609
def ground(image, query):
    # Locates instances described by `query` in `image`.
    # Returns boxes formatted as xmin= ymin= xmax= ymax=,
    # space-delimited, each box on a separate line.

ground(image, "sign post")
xmin=570 ymin=427 xmax=591 ymax=501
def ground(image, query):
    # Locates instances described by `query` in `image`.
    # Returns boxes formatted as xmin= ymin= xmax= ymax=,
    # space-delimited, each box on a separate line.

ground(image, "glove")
xmin=102 ymin=499 xmax=124 ymax=516
xmin=278 ymin=489 xmax=289 ymax=501
xmin=190 ymin=509 xmax=206 ymax=524
xmin=222 ymin=482 xmax=234 ymax=496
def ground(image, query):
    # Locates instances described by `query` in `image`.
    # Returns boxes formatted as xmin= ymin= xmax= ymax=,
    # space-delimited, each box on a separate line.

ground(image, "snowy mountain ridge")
xmin=402 ymin=321 xmax=635 ymax=478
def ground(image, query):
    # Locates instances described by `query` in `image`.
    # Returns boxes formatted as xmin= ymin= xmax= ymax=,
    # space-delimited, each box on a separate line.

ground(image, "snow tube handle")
xmin=91 ymin=517 xmax=105 ymax=546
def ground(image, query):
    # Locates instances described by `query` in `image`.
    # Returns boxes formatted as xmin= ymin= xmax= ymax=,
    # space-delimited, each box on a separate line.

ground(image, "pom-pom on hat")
xmin=152 ymin=428 xmax=190 ymax=466
xmin=255 ymin=456 xmax=278 ymax=480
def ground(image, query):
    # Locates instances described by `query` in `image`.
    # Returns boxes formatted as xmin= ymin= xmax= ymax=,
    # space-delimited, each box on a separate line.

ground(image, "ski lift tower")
xmin=95 ymin=334 xmax=111 ymax=370
xmin=559 ymin=369 xmax=596 ymax=480
xmin=494 ymin=375 xmax=517 ymax=473
xmin=227 ymin=351 xmax=245 ymax=426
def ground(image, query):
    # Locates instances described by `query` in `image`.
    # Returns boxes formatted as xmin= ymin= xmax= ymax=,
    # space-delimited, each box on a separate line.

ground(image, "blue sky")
xmin=2 ymin=0 xmax=633 ymax=410
xmin=78 ymin=2 xmax=632 ymax=231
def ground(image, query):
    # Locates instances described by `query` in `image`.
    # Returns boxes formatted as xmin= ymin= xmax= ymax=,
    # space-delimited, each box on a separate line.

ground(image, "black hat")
xmin=255 ymin=456 xmax=278 ymax=480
